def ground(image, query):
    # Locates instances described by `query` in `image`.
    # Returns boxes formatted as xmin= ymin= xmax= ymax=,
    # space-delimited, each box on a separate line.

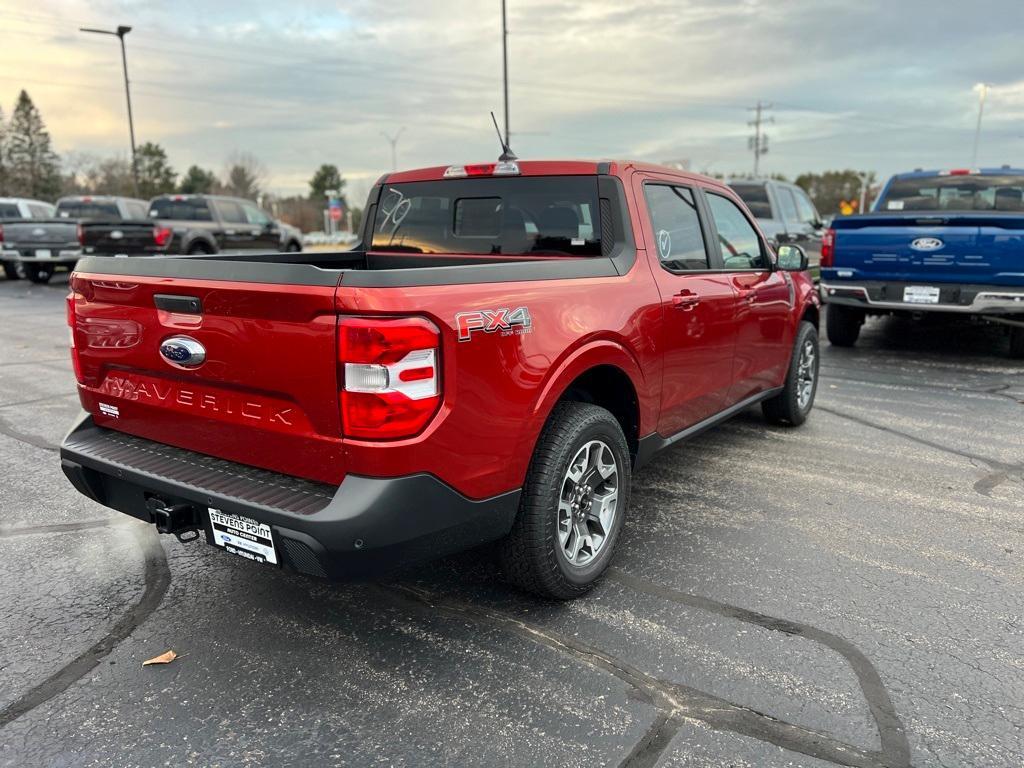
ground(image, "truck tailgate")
xmin=83 ymin=221 xmax=161 ymax=255
xmin=69 ymin=272 xmax=345 ymax=485
xmin=831 ymin=214 xmax=1024 ymax=284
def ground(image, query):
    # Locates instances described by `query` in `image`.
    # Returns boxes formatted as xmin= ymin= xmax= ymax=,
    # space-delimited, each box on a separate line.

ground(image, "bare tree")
xmin=222 ymin=151 xmax=267 ymax=200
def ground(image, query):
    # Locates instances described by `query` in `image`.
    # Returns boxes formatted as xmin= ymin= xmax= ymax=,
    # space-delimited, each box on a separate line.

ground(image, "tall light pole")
xmin=81 ymin=25 xmax=138 ymax=194
xmin=380 ymin=128 xmax=405 ymax=171
xmin=501 ymin=0 xmax=510 ymax=147
xmin=971 ymin=83 xmax=991 ymax=168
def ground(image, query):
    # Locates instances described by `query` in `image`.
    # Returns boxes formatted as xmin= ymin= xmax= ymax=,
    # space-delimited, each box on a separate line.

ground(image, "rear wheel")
xmin=2 ymin=262 xmax=20 ymax=281
xmin=186 ymin=242 xmax=212 ymax=256
xmin=286 ymin=241 xmax=301 ymax=252
xmin=499 ymin=402 xmax=630 ymax=600
xmin=23 ymin=264 xmax=53 ymax=284
xmin=763 ymin=321 xmax=819 ymax=426
xmin=1009 ymin=326 xmax=1024 ymax=359
xmin=826 ymin=303 xmax=863 ymax=347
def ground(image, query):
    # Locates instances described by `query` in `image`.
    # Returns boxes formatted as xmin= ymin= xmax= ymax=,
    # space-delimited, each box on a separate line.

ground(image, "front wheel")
xmin=499 ymin=402 xmax=630 ymax=599
xmin=2 ymin=261 xmax=21 ymax=280
xmin=763 ymin=320 xmax=819 ymax=427
xmin=23 ymin=264 xmax=53 ymax=284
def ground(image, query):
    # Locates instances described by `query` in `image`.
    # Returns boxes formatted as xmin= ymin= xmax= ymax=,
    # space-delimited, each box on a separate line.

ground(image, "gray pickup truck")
xmin=0 ymin=195 xmax=148 ymax=283
xmin=728 ymin=179 xmax=826 ymax=280
xmin=0 ymin=196 xmax=57 ymax=279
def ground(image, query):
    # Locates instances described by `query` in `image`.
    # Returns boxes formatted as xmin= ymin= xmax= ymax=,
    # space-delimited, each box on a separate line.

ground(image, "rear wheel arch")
xmin=513 ymin=343 xmax=650 ymax=489
xmin=801 ymin=303 xmax=820 ymax=329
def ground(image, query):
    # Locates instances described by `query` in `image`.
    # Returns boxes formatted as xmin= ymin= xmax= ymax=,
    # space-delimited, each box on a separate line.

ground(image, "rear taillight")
xmin=153 ymin=225 xmax=173 ymax=247
xmin=338 ymin=316 xmax=441 ymax=439
xmin=76 ymin=223 xmax=84 ymax=246
xmin=0 ymin=223 xmax=4 ymax=245
xmin=66 ymin=292 xmax=84 ymax=384
xmin=820 ymin=228 xmax=836 ymax=268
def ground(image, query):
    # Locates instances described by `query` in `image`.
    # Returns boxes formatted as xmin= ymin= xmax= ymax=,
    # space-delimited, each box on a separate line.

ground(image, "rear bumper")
xmin=60 ymin=413 xmax=520 ymax=579
xmin=822 ymin=280 xmax=1024 ymax=315
xmin=2 ymin=247 xmax=81 ymax=265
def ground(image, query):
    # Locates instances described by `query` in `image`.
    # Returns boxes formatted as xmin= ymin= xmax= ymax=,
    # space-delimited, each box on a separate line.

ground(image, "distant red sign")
xmin=329 ymin=207 xmax=342 ymax=221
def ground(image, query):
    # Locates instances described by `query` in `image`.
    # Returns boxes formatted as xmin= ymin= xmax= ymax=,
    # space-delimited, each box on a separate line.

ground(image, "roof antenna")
xmin=491 ymin=111 xmax=517 ymax=162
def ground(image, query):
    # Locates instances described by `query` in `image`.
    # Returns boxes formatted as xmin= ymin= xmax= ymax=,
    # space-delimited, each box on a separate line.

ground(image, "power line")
xmin=747 ymin=100 xmax=773 ymax=176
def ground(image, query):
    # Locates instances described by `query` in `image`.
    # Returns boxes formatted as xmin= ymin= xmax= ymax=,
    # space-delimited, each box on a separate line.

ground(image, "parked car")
xmin=729 ymin=179 xmax=826 ymax=279
xmin=81 ymin=194 xmax=303 ymax=257
xmin=821 ymin=167 xmax=1024 ymax=357
xmin=60 ymin=160 xmax=820 ymax=599
xmin=0 ymin=195 xmax=148 ymax=283
xmin=0 ymin=197 xmax=57 ymax=279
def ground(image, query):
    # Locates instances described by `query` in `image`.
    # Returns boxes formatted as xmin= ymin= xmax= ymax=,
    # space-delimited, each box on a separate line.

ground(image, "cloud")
xmin=0 ymin=0 xmax=1021 ymax=196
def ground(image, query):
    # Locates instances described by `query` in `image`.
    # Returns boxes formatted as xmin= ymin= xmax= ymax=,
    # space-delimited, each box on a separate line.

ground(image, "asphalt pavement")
xmin=0 ymin=274 xmax=1021 ymax=767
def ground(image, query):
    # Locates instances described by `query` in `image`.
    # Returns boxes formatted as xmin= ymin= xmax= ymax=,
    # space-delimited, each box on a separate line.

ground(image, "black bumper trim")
xmin=60 ymin=413 xmax=521 ymax=579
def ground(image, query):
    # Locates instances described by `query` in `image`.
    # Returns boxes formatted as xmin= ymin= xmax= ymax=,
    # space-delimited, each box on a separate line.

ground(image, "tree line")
xmin=0 ymin=89 xmax=356 ymax=232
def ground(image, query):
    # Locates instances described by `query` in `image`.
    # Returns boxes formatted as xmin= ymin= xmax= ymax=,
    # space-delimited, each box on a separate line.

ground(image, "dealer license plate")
xmin=35 ymin=249 xmax=52 ymax=259
xmin=903 ymin=286 xmax=940 ymax=304
xmin=208 ymin=508 xmax=278 ymax=565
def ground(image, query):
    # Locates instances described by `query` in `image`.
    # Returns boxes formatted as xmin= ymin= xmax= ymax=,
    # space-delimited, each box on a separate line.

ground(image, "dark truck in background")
xmin=0 ymin=195 xmax=148 ymax=283
xmin=0 ymin=196 xmax=56 ymax=279
xmin=729 ymin=178 xmax=826 ymax=280
xmin=821 ymin=168 xmax=1024 ymax=357
xmin=82 ymin=194 xmax=303 ymax=257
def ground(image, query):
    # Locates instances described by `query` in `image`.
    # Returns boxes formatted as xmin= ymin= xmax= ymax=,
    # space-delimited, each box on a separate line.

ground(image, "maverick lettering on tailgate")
xmin=95 ymin=372 xmax=308 ymax=433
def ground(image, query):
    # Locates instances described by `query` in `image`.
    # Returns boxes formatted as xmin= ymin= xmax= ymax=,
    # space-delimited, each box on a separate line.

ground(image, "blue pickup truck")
xmin=821 ymin=167 xmax=1024 ymax=357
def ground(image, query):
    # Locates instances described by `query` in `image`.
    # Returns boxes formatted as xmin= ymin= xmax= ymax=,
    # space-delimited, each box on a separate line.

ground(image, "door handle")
xmin=672 ymin=290 xmax=700 ymax=310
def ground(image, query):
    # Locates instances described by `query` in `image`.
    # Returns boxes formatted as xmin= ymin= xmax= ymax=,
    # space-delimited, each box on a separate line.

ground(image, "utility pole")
xmin=81 ymin=25 xmax=138 ymax=194
xmin=971 ymin=83 xmax=990 ymax=168
xmin=501 ymin=0 xmax=510 ymax=147
xmin=380 ymin=128 xmax=405 ymax=171
xmin=747 ymin=101 xmax=773 ymax=177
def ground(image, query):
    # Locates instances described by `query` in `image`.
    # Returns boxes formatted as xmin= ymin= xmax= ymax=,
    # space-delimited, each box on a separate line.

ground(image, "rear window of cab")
xmin=370 ymin=176 xmax=601 ymax=256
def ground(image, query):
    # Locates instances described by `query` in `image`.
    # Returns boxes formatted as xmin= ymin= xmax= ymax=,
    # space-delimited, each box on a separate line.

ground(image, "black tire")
xmin=23 ymin=264 xmax=53 ymax=284
xmin=1009 ymin=327 xmax=1024 ymax=359
xmin=286 ymin=240 xmax=302 ymax=252
xmin=826 ymin=303 xmax=863 ymax=347
xmin=186 ymin=242 xmax=213 ymax=255
xmin=763 ymin=321 xmax=819 ymax=427
xmin=499 ymin=402 xmax=631 ymax=600
xmin=2 ymin=261 xmax=20 ymax=281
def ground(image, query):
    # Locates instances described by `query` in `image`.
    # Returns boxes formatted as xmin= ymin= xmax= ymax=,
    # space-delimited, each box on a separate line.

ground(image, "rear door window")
xmin=643 ymin=184 xmax=710 ymax=271
xmin=149 ymin=198 xmax=214 ymax=221
xmin=0 ymin=203 xmax=22 ymax=218
xmin=215 ymin=200 xmax=248 ymax=224
xmin=729 ymin=183 xmax=772 ymax=219
xmin=793 ymin=189 xmax=820 ymax=224
xmin=371 ymin=176 xmax=601 ymax=256
xmin=706 ymin=193 xmax=769 ymax=270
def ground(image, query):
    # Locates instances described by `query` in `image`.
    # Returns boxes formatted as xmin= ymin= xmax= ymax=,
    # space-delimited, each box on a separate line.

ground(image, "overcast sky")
xmin=2 ymin=0 xmax=1022 ymax=199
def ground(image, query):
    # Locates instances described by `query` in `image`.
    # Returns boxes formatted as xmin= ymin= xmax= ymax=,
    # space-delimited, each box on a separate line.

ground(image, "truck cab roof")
xmin=891 ymin=167 xmax=1024 ymax=180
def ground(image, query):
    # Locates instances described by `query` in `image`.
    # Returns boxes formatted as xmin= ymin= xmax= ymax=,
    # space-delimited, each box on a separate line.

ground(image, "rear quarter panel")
xmin=336 ymin=263 xmax=663 ymax=499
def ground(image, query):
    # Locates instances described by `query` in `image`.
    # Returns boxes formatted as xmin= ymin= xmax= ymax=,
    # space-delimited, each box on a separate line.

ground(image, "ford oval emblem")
xmin=110 ymin=230 xmax=124 ymax=239
xmin=910 ymin=237 xmax=944 ymax=252
xmin=159 ymin=336 xmax=206 ymax=369
xmin=32 ymin=227 xmax=45 ymax=237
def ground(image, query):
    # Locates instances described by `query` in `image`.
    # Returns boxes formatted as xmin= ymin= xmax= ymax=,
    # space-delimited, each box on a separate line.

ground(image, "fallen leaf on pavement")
xmin=142 ymin=650 xmax=178 ymax=666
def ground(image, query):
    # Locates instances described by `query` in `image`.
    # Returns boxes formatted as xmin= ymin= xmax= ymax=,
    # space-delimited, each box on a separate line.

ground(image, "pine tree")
xmin=5 ymin=90 xmax=61 ymax=200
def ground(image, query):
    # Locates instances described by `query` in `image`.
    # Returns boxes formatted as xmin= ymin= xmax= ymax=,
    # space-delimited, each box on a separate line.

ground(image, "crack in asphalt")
xmin=817 ymin=406 xmax=1024 ymax=496
xmin=376 ymin=583 xmax=912 ymax=768
xmin=0 ymin=519 xmax=112 ymax=538
xmin=0 ymin=411 xmax=58 ymax=453
xmin=819 ymin=371 xmax=1024 ymax=405
xmin=0 ymin=523 xmax=170 ymax=729
xmin=609 ymin=569 xmax=912 ymax=768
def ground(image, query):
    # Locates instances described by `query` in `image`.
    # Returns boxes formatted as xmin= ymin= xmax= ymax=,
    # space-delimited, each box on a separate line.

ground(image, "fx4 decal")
xmin=455 ymin=307 xmax=533 ymax=342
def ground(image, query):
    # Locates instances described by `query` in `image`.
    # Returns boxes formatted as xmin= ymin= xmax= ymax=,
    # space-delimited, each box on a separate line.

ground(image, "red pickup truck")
xmin=61 ymin=160 xmax=820 ymax=599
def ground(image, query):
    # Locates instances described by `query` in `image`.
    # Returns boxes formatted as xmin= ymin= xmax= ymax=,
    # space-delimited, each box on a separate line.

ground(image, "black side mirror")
xmin=777 ymin=244 xmax=808 ymax=271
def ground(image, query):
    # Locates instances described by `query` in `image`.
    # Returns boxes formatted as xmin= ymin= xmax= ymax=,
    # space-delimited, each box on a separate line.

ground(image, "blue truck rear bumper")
xmin=822 ymin=280 xmax=1024 ymax=315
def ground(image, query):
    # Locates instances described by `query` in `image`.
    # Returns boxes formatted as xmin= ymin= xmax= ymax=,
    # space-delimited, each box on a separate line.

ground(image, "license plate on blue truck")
xmin=208 ymin=508 xmax=278 ymax=565
xmin=903 ymin=286 xmax=940 ymax=304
